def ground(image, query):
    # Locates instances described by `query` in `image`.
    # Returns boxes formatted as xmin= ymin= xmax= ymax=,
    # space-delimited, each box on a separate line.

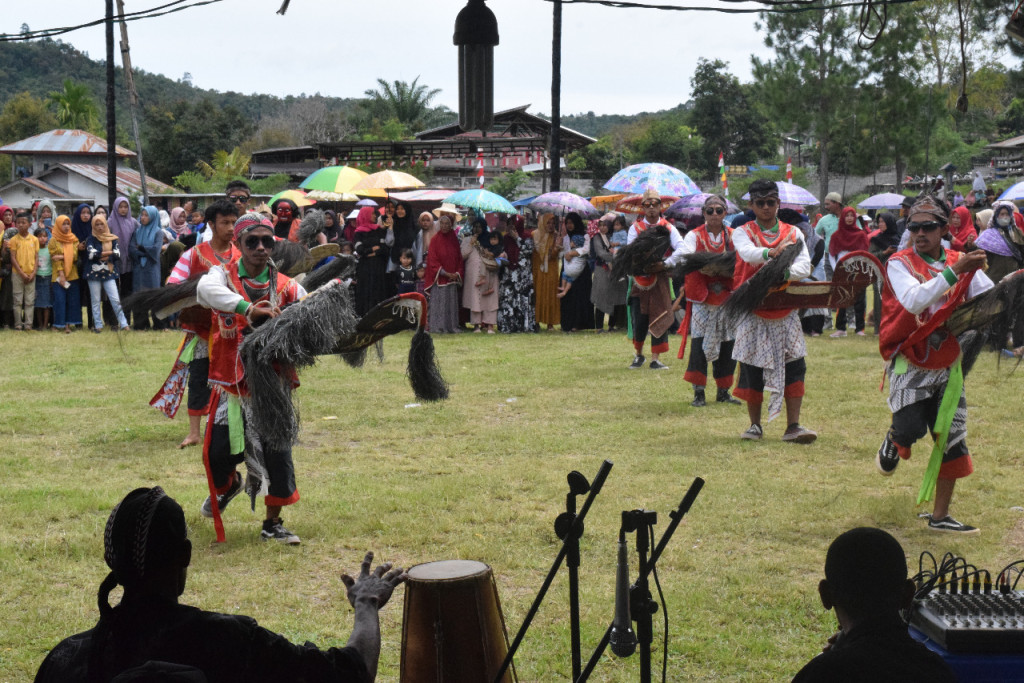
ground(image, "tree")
xmin=631 ymin=115 xmax=703 ymax=171
xmin=47 ymin=78 xmax=99 ymax=130
xmin=196 ymin=147 xmax=251 ymax=179
xmin=998 ymin=97 xmax=1024 ymax=136
xmin=0 ymin=91 xmax=57 ymax=143
xmin=488 ymin=169 xmax=532 ymax=200
xmin=689 ymin=58 xmax=775 ymax=179
xmin=143 ymin=98 xmax=252 ymax=182
xmin=362 ymin=77 xmax=450 ymax=134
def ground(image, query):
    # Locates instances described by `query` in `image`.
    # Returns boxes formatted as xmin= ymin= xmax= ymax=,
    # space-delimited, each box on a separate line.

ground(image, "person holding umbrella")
xmin=626 ymin=187 xmax=686 ymax=369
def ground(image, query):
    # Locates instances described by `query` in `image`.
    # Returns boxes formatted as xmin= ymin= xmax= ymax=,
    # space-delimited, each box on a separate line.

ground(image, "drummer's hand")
xmin=342 ymin=551 xmax=408 ymax=609
xmin=951 ymin=250 xmax=987 ymax=275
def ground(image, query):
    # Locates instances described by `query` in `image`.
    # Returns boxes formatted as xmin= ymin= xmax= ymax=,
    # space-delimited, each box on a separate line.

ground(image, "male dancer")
xmin=731 ymin=179 xmax=816 ymax=443
xmin=627 ymin=186 xmax=685 ymax=370
xmin=196 ymin=213 xmax=307 ymax=544
xmin=876 ymin=195 xmax=991 ymax=534
xmin=158 ymin=199 xmax=241 ymax=447
xmin=679 ymin=194 xmax=740 ymax=406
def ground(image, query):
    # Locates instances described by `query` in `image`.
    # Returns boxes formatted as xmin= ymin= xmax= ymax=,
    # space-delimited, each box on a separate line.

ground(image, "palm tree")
xmin=47 ymin=79 xmax=99 ymax=130
xmin=363 ymin=77 xmax=449 ymax=132
xmin=197 ymin=147 xmax=251 ymax=178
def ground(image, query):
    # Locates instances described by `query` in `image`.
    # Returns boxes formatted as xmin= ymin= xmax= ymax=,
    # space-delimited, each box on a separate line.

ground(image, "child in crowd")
xmin=475 ymin=230 xmax=505 ymax=297
xmin=393 ymin=248 xmax=417 ymax=294
xmin=338 ymin=240 xmax=354 ymax=256
xmin=50 ymin=214 xmax=81 ymax=333
xmin=415 ymin=263 xmax=427 ymax=297
xmin=34 ymin=227 xmax=52 ymax=330
xmin=9 ymin=211 xmax=39 ymax=330
xmin=556 ymin=235 xmax=587 ymax=299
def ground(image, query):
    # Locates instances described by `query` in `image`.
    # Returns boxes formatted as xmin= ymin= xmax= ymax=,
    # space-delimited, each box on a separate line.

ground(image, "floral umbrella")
xmin=740 ymin=181 xmax=819 ymax=205
xmin=857 ymin=192 xmax=910 ymax=210
xmin=446 ymin=188 xmax=517 ymax=215
xmin=665 ymin=193 xmax=740 ymax=219
xmin=616 ymin=193 xmax=679 ymax=214
xmin=526 ymin=191 xmax=601 ymax=218
xmin=299 ymin=165 xmax=368 ymax=193
xmin=603 ymin=162 xmax=701 ymax=196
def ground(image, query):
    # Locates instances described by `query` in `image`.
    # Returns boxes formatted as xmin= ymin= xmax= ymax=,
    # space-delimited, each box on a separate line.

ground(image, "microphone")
xmin=609 ymin=534 xmax=637 ymax=657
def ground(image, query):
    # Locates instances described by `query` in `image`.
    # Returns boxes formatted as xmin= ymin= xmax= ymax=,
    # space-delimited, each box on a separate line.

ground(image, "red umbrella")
xmin=615 ymin=193 xmax=678 ymax=214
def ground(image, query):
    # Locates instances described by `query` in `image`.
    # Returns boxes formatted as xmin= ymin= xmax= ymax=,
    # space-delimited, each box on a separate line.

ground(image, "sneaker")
xmin=740 ymin=424 xmax=763 ymax=441
xmin=876 ymin=431 xmax=899 ymax=476
xmin=855 ymin=330 xmax=866 ymax=336
xmin=691 ymin=388 xmax=706 ymax=407
xmin=928 ymin=516 xmax=980 ymax=535
xmin=829 ymin=330 xmax=847 ymax=338
xmin=649 ymin=360 xmax=669 ymax=370
xmin=629 ymin=355 xmax=646 ymax=369
xmin=200 ymin=473 xmax=243 ymax=518
xmin=782 ymin=424 xmax=817 ymax=444
xmin=716 ymin=388 xmax=741 ymax=405
xmin=261 ymin=518 xmax=301 ymax=545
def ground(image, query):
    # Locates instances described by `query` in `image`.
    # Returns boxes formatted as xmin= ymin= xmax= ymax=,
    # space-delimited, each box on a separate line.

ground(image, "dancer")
xmin=876 ymin=195 xmax=992 ymax=534
xmin=196 ymin=213 xmax=307 ymax=544
xmin=679 ymin=195 xmax=740 ymax=406
xmin=626 ymin=187 xmax=685 ymax=370
xmin=731 ymin=179 xmax=816 ymax=443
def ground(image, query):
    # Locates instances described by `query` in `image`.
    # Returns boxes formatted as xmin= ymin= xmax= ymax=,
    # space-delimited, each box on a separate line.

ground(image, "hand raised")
xmin=341 ymin=551 xmax=408 ymax=609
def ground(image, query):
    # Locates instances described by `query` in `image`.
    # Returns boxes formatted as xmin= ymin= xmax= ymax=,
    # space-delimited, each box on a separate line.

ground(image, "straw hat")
xmin=433 ymin=203 xmax=464 ymax=223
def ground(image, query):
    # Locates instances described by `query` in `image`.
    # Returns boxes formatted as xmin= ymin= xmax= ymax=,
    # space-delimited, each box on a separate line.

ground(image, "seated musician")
xmin=34 ymin=486 xmax=407 ymax=683
xmin=792 ymin=527 xmax=955 ymax=683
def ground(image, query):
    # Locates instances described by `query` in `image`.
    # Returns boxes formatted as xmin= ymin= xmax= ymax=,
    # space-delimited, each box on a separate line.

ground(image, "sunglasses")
xmin=228 ymin=194 xmax=250 ymax=204
xmin=906 ymin=221 xmax=943 ymax=234
xmin=753 ymin=198 xmax=778 ymax=208
xmin=243 ymin=235 xmax=276 ymax=250
xmin=704 ymin=207 xmax=725 ymax=215
xmin=642 ymin=201 xmax=661 ymax=208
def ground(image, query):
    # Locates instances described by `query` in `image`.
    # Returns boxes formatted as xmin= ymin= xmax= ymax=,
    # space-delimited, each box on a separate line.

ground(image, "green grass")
xmin=2 ymin=327 xmax=1023 ymax=682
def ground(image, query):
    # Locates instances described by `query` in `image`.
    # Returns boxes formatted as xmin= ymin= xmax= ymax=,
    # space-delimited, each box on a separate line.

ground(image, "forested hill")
xmin=0 ymin=38 xmax=357 ymax=121
xmin=558 ymin=103 xmax=692 ymax=138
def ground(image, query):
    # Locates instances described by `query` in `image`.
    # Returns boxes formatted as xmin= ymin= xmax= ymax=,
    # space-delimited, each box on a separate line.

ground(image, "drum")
xmin=400 ymin=559 xmax=516 ymax=683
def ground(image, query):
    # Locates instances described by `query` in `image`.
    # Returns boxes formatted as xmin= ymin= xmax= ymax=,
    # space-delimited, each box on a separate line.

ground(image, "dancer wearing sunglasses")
xmin=679 ymin=194 xmax=740 ymax=407
xmin=876 ymin=195 xmax=992 ymax=534
xmin=731 ymin=179 xmax=816 ymax=443
xmin=196 ymin=213 xmax=308 ymax=544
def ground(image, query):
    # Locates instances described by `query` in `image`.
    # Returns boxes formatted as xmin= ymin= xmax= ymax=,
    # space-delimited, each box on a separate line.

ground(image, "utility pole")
xmin=116 ymin=0 xmax=149 ymax=205
xmin=549 ymin=0 xmax=561 ymax=192
xmin=105 ymin=0 xmax=117 ymax=210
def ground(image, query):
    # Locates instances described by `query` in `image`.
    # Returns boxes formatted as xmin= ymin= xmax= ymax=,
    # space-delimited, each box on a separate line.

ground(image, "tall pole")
xmin=116 ymin=0 xmax=149 ymax=205
xmin=105 ymin=0 xmax=117 ymax=210
xmin=550 ymin=0 xmax=562 ymax=192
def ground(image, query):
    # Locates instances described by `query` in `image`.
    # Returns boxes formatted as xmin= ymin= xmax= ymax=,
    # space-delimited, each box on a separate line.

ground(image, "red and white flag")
xmin=477 ymin=149 xmax=485 ymax=188
xmin=718 ymin=152 xmax=728 ymax=197
xmin=785 ymin=157 xmax=793 ymax=183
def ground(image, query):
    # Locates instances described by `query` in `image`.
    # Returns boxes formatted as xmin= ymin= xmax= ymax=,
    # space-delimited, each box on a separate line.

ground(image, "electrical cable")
xmin=649 ymin=522 xmax=669 ymax=683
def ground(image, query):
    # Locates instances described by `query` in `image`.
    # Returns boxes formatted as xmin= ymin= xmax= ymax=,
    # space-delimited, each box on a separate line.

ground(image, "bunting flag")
xmin=718 ymin=152 xmax=728 ymax=197
xmin=426 ymin=155 xmax=432 ymax=167
xmin=477 ymin=149 xmax=485 ymax=188
xmin=786 ymin=156 xmax=793 ymax=183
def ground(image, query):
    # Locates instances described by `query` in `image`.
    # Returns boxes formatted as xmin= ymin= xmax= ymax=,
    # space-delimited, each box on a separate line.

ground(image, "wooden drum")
xmin=400 ymin=559 xmax=516 ymax=683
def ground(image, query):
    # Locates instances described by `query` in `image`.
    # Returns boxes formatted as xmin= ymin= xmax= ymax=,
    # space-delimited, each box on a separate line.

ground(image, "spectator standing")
xmin=109 ymin=198 xmax=138 ymax=300
xmin=424 ymin=214 xmax=463 ymax=333
xmin=829 ymin=207 xmax=869 ymax=337
xmin=531 ymin=214 xmax=561 ymax=331
xmin=590 ymin=213 xmax=626 ymax=332
xmin=461 ymin=219 xmax=499 ymax=333
xmin=85 ymin=215 xmax=129 ymax=332
xmin=559 ymin=212 xmax=593 ymax=332
xmin=8 ymin=211 xmax=39 ymax=330
xmin=69 ymin=203 xmax=95 ymax=328
xmin=33 ymin=227 xmax=52 ymax=330
xmin=352 ymin=206 xmax=393 ymax=316
xmin=497 ymin=216 xmax=537 ymax=333
xmin=49 ymin=214 xmax=81 ymax=333
xmin=814 ymin=192 xmax=842 ymax=280
xmin=130 ymin=206 xmax=165 ymax=330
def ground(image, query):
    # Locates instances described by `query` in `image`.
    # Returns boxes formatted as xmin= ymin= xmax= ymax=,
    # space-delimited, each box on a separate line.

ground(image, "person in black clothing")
xmin=792 ymin=527 xmax=955 ymax=683
xmin=35 ymin=486 xmax=407 ymax=683
xmin=353 ymin=206 xmax=393 ymax=315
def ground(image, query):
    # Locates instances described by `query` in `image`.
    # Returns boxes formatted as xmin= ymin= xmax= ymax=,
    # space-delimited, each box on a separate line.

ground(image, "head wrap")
xmin=233 ymin=212 xmax=274 ymax=241
xmin=0 ymin=204 xmax=13 ymax=227
xmin=169 ymin=207 xmax=189 ymax=236
xmin=391 ymin=201 xmax=417 ymax=265
xmin=52 ymin=214 xmax=77 ymax=275
xmin=869 ymin=212 xmax=900 ymax=252
xmin=70 ymin=203 xmax=93 ymax=243
xmin=354 ymin=206 xmax=378 ymax=234
xmin=748 ymin=179 xmax=779 ymax=201
xmin=908 ymin=194 xmax=950 ymax=225
xmin=703 ymin=194 xmax=728 ymax=210
xmin=92 ymin=215 xmax=117 ymax=244
xmin=108 ymin=197 xmax=137 ymax=245
xmin=35 ymin=199 xmax=57 ymax=228
xmin=829 ymin=206 xmax=869 ymax=257
xmin=136 ymin=206 xmax=162 ymax=254
xmin=642 ymin=186 xmax=660 ymax=203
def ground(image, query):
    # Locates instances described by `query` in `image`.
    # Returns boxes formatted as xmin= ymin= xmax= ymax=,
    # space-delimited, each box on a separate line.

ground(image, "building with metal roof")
xmin=0 ymin=129 xmax=136 ymax=178
xmin=0 ymin=163 xmax=173 ymax=212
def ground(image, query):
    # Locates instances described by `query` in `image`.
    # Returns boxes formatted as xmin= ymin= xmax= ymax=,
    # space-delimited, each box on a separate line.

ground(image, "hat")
xmin=346 ymin=209 xmax=360 ymax=220
xmin=900 ymin=195 xmax=915 ymax=209
xmin=234 ymin=212 xmax=275 ymax=240
xmin=642 ymin=186 xmax=660 ymax=202
xmin=433 ymin=203 xmax=464 ymax=223
xmin=748 ymin=179 xmax=779 ymax=200
xmin=824 ymin=192 xmax=842 ymax=204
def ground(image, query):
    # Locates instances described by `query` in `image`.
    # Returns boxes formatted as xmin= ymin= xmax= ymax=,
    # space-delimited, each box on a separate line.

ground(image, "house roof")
xmin=987 ymin=134 xmax=1024 ymax=150
xmin=40 ymin=163 xmax=175 ymax=196
xmin=0 ymin=175 xmax=82 ymax=202
xmin=0 ymin=129 xmax=136 ymax=157
xmin=414 ymin=105 xmax=596 ymax=149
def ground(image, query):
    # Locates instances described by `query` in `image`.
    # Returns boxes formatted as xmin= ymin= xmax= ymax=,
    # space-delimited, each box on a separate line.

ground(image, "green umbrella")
xmin=446 ymin=189 xmax=517 ymax=214
xmin=299 ymin=166 xmax=368 ymax=193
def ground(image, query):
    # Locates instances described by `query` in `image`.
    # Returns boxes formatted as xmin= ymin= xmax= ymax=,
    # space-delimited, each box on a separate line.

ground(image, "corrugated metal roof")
xmin=43 ymin=163 xmax=175 ymax=196
xmin=988 ymin=134 xmax=1024 ymax=150
xmin=0 ymin=129 xmax=135 ymax=157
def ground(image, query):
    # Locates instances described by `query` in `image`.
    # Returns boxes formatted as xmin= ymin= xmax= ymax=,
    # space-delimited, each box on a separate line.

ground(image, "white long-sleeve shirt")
xmin=732 ymin=224 xmax=812 ymax=281
xmin=626 ymin=219 xmax=686 ymax=268
xmin=887 ymin=253 xmax=993 ymax=316
xmin=197 ymin=264 xmax=307 ymax=314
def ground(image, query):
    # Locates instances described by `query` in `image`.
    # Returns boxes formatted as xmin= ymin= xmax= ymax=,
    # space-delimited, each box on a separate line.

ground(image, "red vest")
xmin=208 ymin=263 xmax=300 ymax=395
xmin=879 ymin=248 xmax=971 ymax=370
xmin=179 ymin=242 xmax=241 ymax=338
xmin=632 ymin=217 xmax=674 ymax=288
xmin=732 ymin=221 xmax=799 ymax=320
xmin=684 ymin=225 xmax=734 ymax=306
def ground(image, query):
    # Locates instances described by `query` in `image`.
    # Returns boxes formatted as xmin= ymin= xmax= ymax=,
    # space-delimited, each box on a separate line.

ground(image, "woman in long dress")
xmin=461 ymin=219 xmax=499 ymax=333
xmin=558 ymin=212 xmax=593 ymax=332
xmin=353 ymin=206 xmax=393 ymax=316
xmin=531 ymin=214 xmax=561 ymax=330
xmin=424 ymin=214 xmax=463 ymax=333
xmin=590 ymin=214 xmax=627 ymax=332
xmin=497 ymin=216 xmax=537 ymax=333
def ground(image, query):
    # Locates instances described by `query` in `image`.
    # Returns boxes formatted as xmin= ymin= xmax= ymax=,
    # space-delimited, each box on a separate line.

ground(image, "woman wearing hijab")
xmin=424 ymin=214 xmax=464 ymax=333
xmin=829 ymin=206 xmax=870 ymax=337
xmin=109 ymin=197 xmax=138 ymax=288
xmin=976 ymin=202 xmax=1024 ymax=283
xmin=558 ymin=212 xmax=593 ymax=333
xmin=353 ymin=206 xmax=393 ymax=316
xmin=388 ymin=201 xmax=417 ymax=277
xmin=868 ymin=212 xmax=900 ymax=334
xmin=169 ymin=207 xmax=190 ymax=238
xmin=497 ymin=215 xmax=537 ymax=333
xmin=590 ymin=213 xmax=626 ymax=332
xmin=322 ymin=210 xmax=341 ymax=243
xmin=85 ymin=215 xmax=129 ymax=332
xmin=531 ymin=214 xmax=561 ymax=330
xmin=0 ymin=204 xmax=16 ymax=328
xmin=68 ymin=203 xmax=97 ymax=328
xmin=50 ymin=214 xmax=82 ymax=332
xmin=129 ymin=205 xmax=165 ymax=329
xmin=34 ymin=199 xmax=57 ymax=236
xmin=947 ymin=205 xmax=978 ymax=252
xmin=461 ymin=218 xmax=499 ymax=333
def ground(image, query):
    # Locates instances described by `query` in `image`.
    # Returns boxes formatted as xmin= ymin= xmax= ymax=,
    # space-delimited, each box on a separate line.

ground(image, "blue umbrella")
xmin=998 ymin=181 xmax=1024 ymax=201
xmin=603 ymin=162 xmax=701 ymax=196
xmin=446 ymin=189 xmax=517 ymax=214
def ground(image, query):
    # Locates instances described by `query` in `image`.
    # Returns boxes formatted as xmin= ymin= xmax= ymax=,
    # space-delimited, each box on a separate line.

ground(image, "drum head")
xmin=408 ymin=559 xmax=489 ymax=581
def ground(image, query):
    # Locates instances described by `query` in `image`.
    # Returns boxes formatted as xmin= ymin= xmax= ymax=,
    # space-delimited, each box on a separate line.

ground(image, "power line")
xmin=546 ymin=0 xmax=920 ymax=15
xmin=0 ymin=0 xmax=226 ymax=43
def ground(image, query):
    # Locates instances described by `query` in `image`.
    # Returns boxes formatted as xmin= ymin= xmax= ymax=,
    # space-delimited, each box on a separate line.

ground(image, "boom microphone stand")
xmin=575 ymin=477 xmax=705 ymax=683
xmin=493 ymin=460 xmax=613 ymax=683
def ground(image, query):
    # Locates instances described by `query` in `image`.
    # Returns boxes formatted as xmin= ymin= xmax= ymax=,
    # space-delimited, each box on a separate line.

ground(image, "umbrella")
xmin=589 ymin=193 xmax=627 ymax=210
xmin=998 ymin=181 xmax=1024 ymax=201
xmin=351 ymin=170 xmax=425 ymax=198
xmin=306 ymin=190 xmax=359 ymax=202
xmin=603 ymin=162 xmax=701 ymax=196
xmin=355 ymin=198 xmax=379 ymax=207
xmin=616 ymin=193 xmax=678 ymax=214
xmin=512 ymin=195 xmax=538 ymax=207
xmin=857 ymin=192 xmax=910 ymax=210
xmin=740 ymin=181 xmax=819 ymax=205
xmin=446 ymin=188 xmax=517 ymax=214
xmin=665 ymin=193 xmax=740 ymax=219
xmin=390 ymin=189 xmax=457 ymax=202
xmin=299 ymin=165 xmax=368 ymax=194
xmin=526 ymin=191 xmax=601 ymax=218
xmin=268 ymin=189 xmax=315 ymax=208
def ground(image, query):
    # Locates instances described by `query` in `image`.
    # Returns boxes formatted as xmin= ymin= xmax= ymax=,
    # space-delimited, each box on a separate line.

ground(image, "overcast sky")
xmin=7 ymin=0 xmax=777 ymax=116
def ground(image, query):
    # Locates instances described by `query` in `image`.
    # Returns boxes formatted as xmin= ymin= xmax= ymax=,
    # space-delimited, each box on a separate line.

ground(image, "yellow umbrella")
xmin=351 ymin=170 xmax=426 ymax=198
xmin=306 ymin=190 xmax=360 ymax=201
xmin=268 ymin=189 xmax=316 ymax=208
xmin=589 ymin=193 xmax=627 ymax=210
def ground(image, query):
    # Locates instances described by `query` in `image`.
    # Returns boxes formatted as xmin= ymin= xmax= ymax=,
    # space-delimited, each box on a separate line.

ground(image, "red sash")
xmin=732 ymin=221 xmax=799 ymax=319
xmin=179 ymin=242 xmax=241 ymax=338
xmin=632 ymin=217 xmax=674 ymax=288
xmin=684 ymin=225 xmax=734 ymax=306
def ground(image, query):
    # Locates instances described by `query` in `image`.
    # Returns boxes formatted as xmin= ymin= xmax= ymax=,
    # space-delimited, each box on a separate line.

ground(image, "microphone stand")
xmin=575 ymin=477 xmax=705 ymax=683
xmin=493 ymin=460 xmax=613 ymax=683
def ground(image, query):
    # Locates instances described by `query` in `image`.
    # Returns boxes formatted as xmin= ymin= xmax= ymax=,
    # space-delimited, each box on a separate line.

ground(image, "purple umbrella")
xmin=526 ymin=191 xmax=601 ymax=218
xmin=603 ymin=162 xmax=701 ymax=196
xmin=740 ymin=181 xmax=819 ymax=205
xmin=665 ymin=193 xmax=740 ymax=219
xmin=355 ymin=198 xmax=379 ymax=207
xmin=857 ymin=192 xmax=909 ymax=210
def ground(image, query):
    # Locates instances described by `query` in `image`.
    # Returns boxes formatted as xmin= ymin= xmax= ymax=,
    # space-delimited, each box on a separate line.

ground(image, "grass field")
xmin=2 ymin=327 xmax=1022 ymax=682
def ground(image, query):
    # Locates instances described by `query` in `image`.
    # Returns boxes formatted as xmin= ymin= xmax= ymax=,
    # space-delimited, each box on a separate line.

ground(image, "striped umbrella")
xmin=299 ymin=165 xmax=368 ymax=193
xmin=446 ymin=189 xmax=517 ymax=215
xmin=603 ymin=162 xmax=701 ymax=196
